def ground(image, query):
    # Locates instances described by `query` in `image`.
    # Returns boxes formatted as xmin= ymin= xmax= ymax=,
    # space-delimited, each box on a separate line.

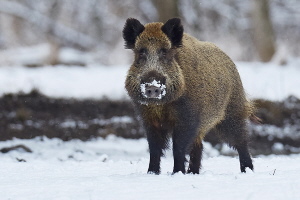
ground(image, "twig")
xmin=0 ymin=145 xmax=32 ymax=153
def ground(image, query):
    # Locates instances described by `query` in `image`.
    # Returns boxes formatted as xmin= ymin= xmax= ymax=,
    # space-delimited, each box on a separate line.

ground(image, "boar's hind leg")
xmin=187 ymin=139 xmax=203 ymax=174
xmin=146 ymin=126 xmax=169 ymax=175
xmin=217 ymin=117 xmax=253 ymax=173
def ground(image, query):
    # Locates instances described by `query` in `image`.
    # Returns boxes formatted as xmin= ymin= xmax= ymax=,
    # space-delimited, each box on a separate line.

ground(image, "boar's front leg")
xmin=172 ymin=123 xmax=199 ymax=174
xmin=172 ymin=103 xmax=200 ymax=174
xmin=145 ymin=124 xmax=169 ymax=175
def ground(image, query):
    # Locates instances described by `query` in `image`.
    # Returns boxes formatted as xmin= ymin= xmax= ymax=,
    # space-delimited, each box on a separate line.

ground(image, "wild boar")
xmin=123 ymin=18 xmax=254 ymax=174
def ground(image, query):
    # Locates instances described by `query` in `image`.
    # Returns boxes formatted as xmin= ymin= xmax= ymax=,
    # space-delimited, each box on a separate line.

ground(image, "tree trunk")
xmin=152 ymin=0 xmax=179 ymax=23
xmin=252 ymin=0 xmax=276 ymax=62
xmin=46 ymin=0 xmax=60 ymax=65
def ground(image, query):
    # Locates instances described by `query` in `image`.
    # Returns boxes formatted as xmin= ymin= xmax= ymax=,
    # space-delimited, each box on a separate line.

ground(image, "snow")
xmin=0 ymin=57 xmax=300 ymax=101
xmin=0 ymin=44 xmax=51 ymax=66
xmin=1 ymin=137 xmax=300 ymax=200
xmin=57 ymin=116 xmax=134 ymax=129
xmin=237 ymin=58 xmax=300 ymax=101
xmin=0 ymin=64 xmax=128 ymax=100
xmin=252 ymin=124 xmax=300 ymax=140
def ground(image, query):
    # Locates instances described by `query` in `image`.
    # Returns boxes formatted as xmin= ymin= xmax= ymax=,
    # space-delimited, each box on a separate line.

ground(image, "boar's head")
xmin=123 ymin=18 xmax=186 ymax=105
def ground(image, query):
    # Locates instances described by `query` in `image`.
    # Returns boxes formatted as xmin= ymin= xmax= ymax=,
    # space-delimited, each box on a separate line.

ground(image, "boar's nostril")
xmin=145 ymin=86 xmax=162 ymax=98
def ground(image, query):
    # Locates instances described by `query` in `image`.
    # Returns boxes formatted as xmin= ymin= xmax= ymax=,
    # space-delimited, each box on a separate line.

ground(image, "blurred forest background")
xmin=1 ymin=0 xmax=300 ymax=156
xmin=0 ymin=0 xmax=299 ymax=66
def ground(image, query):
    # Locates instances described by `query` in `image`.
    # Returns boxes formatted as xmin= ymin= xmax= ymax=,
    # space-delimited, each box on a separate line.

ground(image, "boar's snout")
xmin=144 ymin=85 xmax=162 ymax=98
xmin=140 ymin=70 xmax=167 ymax=100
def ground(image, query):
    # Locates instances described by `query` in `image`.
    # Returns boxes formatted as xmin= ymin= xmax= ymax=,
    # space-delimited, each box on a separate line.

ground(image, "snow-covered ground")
xmin=0 ymin=57 xmax=300 ymax=101
xmin=238 ymin=58 xmax=300 ymax=101
xmin=1 ymin=55 xmax=300 ymax=199
xmin=1 ymin=137 xmax=300 ymax=200
xmin=0 ymin=64 xmax=128 ymax=100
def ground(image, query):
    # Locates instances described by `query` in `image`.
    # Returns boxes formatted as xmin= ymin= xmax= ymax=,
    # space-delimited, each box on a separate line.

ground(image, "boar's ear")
xmin=161 ymin=18 xmax=184 ymax=48
xmin=123 ymin=18 xmax=145 ymax=49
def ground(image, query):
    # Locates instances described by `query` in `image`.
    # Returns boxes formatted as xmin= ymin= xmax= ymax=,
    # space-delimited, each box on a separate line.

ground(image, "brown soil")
xmin=1 ymin=90 xmax=300 ymax=156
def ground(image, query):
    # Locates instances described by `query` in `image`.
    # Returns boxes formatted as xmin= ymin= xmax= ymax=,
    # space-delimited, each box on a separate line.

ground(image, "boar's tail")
xmin=246 ymin=100 xmax=262 ymax=124
xmin=249 ymin=113 xmax=262 ymax=124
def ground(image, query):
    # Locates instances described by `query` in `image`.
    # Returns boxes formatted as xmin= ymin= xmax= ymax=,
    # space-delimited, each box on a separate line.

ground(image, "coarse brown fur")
xmin=123 ymin=18 xmax=254 ymax=174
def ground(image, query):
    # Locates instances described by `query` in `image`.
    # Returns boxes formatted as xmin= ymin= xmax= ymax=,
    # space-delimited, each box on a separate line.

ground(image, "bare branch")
xmin=0 ymin=1 xmax=96 ymax=50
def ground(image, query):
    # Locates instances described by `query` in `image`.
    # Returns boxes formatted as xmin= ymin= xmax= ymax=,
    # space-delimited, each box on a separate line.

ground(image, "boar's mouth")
xmin=140 ymin=80 xmax=166 ymax=100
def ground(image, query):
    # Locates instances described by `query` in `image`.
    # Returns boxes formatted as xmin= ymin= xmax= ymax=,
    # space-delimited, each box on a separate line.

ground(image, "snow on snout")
xmin=140 ymin=80 xmax=166 ymax=99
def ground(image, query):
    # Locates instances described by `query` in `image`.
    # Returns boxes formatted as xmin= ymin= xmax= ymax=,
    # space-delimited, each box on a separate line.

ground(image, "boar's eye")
xmin=135 ymin=48 xmax=147 ymax=66
xmin=138 ymin=48 xmax=147 ymax=57
xmin=158 ymin=48 xmax=168 ymax=59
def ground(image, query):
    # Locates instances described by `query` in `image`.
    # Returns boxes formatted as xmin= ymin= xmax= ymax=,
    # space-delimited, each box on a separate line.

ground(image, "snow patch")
xmin=90 ymin=116 xmax=134 ymax=126
xmin=252 ymin=124 xmax=300 ymax=140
